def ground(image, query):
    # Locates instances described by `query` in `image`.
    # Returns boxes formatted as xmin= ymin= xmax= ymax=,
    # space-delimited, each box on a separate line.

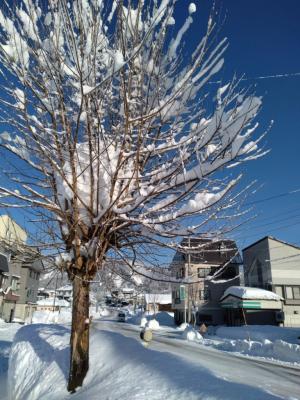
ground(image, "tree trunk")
xmin=68 ymin=277 xmax=90 ymax=393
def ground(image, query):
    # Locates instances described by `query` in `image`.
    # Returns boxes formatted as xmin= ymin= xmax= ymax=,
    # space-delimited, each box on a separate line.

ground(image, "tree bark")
xmin=68 ymin=276 xmax=90 ymax=393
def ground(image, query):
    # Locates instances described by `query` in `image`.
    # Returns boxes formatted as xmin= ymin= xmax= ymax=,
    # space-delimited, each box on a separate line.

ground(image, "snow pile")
xmin=217 ymin=339 xmax=300 ymax=364
xmin=182 ymin=326 xmax=202 ymax=342
xmin=154 ymin=312 xmax=175 ymax=327
xmin=32 ymin=310 xmax=71 ymax=324
xmin=99 ymin=308 xmax=110 ymax=317
xmin=140 ymin=317 xmax=148 ymax=328
xmin=146 ymin=319 xmax=160 ymax=331
xmin=211 ymin=325 xmax=300 ymax=364
xmin=221 ymin=286 xmax=282 ymax=301
xmin=215 ymin=325 xmax=300 ymax=344
xmin=176 ymin=322 xmax=189 ymax=331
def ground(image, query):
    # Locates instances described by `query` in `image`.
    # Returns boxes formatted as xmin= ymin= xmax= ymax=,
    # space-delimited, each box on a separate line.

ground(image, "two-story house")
xmin=170 ymin=237 xmax=242 ymax=325
xmin=0 ymin=215 xmax=42 ymax=322
xmin=243 ymin=236 xmax=300 ymax=327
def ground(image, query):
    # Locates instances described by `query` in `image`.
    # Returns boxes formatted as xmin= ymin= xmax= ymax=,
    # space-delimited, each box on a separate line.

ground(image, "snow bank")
xmin=128 ymin=312 xmax=174 ymax=328
xmin=182 ymin=326 xmax=202 ymax=342
xmin=217 ymin=339 xmax=300 ymax=364
xmin=8 ymin=324 xmax=70 ymax=400
xmin=154 ymin=312 xmax=174 ymax=327
xmin=0 ymin=321 xmax=22 ymax=400
xmin=32 ymin=310 xmax=71 ymax=324
xmin=215 ymin=325 xmax=300 ymax=344
xmin=211 ymin=325 xmax=300 ymax=364
xmin=140 ymin=317 xmax=148 ymax=327
xmin=146 ymin=319 xmax=160 ymax=330
xmin=176 ymin=322 xmax=189 ymax=331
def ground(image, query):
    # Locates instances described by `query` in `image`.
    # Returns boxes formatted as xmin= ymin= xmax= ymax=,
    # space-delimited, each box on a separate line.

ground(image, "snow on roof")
xmin=144 ymin=293 xmax=172 ymax=304
xmin=37 ymin=298 xmax=70 ymax=307
xmin=122 ymin=288 xmax=135 ymax=293
xmin=221 ymin=286 xmax=282 ymax=301
xmin=57 ymin=285 xmax=72 ymax=291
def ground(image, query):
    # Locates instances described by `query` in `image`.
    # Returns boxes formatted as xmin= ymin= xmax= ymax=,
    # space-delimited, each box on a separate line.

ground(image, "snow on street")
xmin=5 ymin=315 xmax=300 ymax=400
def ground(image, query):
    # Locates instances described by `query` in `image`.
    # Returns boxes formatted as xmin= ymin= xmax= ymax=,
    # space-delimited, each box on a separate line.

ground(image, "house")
xmin=57 ymin=285 xmax=73 ymax=301
xmin=220 ymin=286 xmax=283 ymax=326
xmin=0 ymin=215 xmax=42 ymax=322
xmin=144 ymin=293 xmax=172 ymax=313
xmin=243 ymin=236 xmax=300 ymax=327
xmin=170 ymin=237 xmax=242 ymax=325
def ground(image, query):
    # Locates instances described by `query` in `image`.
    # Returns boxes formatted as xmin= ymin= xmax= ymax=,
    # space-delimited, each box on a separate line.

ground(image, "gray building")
xmin=243 ymin=236 xmax=300 ymax=327
xmin=0 ymin=216 xmax=42 ymax=322
xmin=170 ymin=238 xmax=242 ymax=325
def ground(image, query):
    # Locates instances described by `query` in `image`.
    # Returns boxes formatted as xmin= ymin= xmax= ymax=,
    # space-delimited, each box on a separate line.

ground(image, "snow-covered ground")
xmin=1 ymin=309 xmax=300 ymax=399
xmin=0 ymin=319 xmax=22 ymax=400
xmin=7 ymin=322 xmax=293 ymax=400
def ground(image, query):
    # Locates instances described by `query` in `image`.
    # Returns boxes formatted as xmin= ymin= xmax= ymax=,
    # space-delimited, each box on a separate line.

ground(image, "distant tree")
xmin=0 ymin=0 xmax=267 ymax=392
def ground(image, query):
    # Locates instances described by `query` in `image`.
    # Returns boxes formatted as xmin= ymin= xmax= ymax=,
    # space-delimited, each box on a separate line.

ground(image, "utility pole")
xmin=187 ymin=237 xmax=191 ymax=324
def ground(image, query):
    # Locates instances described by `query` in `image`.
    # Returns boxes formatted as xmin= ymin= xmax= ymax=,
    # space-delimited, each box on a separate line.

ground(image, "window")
xmin=293 ymin=287 xmax=300 ymax=300
xmin=285 ymin=286 xmax=300 ymax=300
xmin=11 ymin=277 xmax=19 ymax=291
xmin=197 ymin=268 xmax=210 ymax=278
xmin=286 ymin=287 xmax=293 ymax=299
xmin=274 ymin=286 xmax=283 ymax=298
xmin=1 ymin=275 xmax=9 ymax=289
xmin=199 ymin=289 xmax=209 ymax=300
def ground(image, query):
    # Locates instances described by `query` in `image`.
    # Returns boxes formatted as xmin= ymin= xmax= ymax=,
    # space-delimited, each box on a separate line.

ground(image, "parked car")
xmin=118 ymin=311 xmax=127 ymax=322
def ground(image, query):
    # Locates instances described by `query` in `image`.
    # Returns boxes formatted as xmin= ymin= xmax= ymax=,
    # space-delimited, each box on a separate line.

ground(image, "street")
xmin=95 ymin=320 xmax=300 ymax=400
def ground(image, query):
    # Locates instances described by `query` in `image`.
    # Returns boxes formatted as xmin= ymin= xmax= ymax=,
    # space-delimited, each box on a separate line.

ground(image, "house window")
xmin=293 ymin=287 xmax=300 ymax=300
xmin=11 ymin=277 xmax=19 ymax=291
xmin=197 ymin=268 xmax=210 ymax=278
xmin=286 ymin=286 xmax=293 ymax=299
xmin=199 ymin=289 xmax=209 ymax=300
xmin=274 ymin=286 xmax=283 ymax=298
xmin=1 ymin=275 xmax=9 ymax=288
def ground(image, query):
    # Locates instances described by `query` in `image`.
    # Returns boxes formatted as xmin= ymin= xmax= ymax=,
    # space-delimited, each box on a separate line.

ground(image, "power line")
xmin=233 ymin=219 xmax=300 ymax=242
xmin=210 ymin=71 xmax=300 ymax=84
xmin=244 ymin=188 xmax=300 ymax=207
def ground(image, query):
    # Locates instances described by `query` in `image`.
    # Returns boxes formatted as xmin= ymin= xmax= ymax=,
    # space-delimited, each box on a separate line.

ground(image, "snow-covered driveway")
xmin=96 ymin=320 xmax=300 ymax=400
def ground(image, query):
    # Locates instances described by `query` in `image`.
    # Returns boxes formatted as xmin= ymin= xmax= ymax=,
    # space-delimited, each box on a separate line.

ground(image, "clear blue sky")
xmin=2 ymin=0 xmax=300 ymax=255
xmin=173 ymin=0 xmax=300 ymax=251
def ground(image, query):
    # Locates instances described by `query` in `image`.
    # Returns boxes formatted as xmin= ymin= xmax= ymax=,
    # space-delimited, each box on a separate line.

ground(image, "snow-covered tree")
xmin=0 ymin=0 xmax=267 ymax=392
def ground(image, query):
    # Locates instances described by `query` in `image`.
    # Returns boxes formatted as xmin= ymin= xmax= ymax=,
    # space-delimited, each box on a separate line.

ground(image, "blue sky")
xmin=173 ymin=0 xmax=300 ymax=250
xmin=1 ymin=0 xmax=300 ymax=256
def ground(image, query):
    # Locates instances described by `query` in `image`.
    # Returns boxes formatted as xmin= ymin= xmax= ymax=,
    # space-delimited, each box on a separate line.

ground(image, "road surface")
xmin=95 ymin=319 xmax=300 ymax=400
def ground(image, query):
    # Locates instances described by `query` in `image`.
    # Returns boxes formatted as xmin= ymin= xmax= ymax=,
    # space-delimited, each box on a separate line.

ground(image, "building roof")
xmin=220 ymin=286 xmax=282 ymax=301
xmin=242 ymin=236 xmax=300 ymax=252
xmin=144 ymin=293 xmax=172 ymax=304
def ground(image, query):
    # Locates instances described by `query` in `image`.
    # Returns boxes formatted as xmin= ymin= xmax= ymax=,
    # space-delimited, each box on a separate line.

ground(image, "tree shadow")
xmin=12 ymin=324 xmax=70 ymax=379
